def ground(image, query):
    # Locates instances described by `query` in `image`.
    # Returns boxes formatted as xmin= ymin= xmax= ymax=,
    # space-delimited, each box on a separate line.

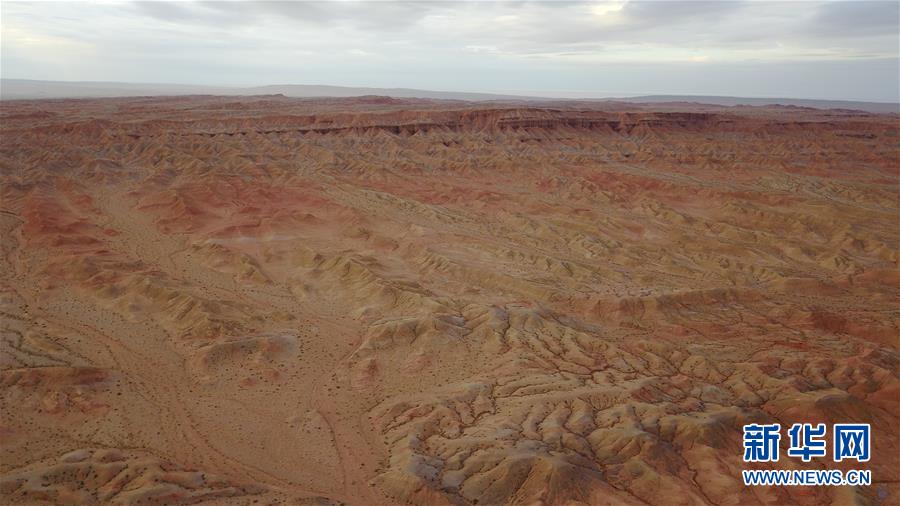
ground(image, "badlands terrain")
xmin=0 ymin=95 xmax=898 ymax=505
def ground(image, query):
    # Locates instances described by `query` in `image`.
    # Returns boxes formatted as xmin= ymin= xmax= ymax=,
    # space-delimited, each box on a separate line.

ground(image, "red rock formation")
xmin=1 ymin=95 xmax=897 ymax=505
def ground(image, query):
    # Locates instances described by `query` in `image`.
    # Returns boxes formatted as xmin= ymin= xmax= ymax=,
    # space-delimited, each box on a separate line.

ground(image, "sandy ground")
xmin=0 ymin=95 xmax=897 ymax=505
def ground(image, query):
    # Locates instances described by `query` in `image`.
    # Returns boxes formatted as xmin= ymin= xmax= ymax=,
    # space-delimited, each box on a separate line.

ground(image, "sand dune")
xmin=1 ymin=95 xmax=897 ymax=505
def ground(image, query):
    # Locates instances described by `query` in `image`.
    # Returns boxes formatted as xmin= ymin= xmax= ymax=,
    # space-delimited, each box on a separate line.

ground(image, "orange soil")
xmin=0 ymin=95 xmax=898 ymax=505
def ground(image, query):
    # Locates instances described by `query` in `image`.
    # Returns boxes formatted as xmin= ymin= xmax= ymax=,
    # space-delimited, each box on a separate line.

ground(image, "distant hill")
xmin=0 ymin=79 xmax=230 ymax=100
xmin=617 ymin=94 xmax=899 ymax=114
xmin=0 ymin=79 xmax=537 ymax=103
xmin=2 ymin=79 xmax=896 ymax=114
xmin=243 ymin=84 xmax=539 ymax=102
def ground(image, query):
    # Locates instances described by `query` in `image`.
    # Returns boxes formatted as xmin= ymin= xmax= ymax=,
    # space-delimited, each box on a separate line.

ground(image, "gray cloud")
xmin=133 ymin=1 xmax=443 ymax=30
xmin=620 ymin=0 xmax=746 ymax=24
xmin=2 ymin=1 xmax=897 ymax=101
xmin=810 ymin=0 xmax=900 ymax=37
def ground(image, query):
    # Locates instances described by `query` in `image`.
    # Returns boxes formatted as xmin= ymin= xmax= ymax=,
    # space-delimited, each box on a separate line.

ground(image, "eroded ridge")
xmin=1 ymin=96 xmax=898 ymax=505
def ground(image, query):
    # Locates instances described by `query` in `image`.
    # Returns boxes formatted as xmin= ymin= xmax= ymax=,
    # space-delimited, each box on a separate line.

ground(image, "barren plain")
xmin=0 ymin=95 xmax=898 ymax=505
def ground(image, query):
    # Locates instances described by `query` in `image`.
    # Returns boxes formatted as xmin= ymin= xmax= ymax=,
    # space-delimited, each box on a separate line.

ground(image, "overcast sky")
xmin=2 ymin=1 xmax=898 ymax=101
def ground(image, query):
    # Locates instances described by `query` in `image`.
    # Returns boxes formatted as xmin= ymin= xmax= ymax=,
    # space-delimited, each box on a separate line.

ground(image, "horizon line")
xmin=2 ymin=77 xmax=898 ymax=106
